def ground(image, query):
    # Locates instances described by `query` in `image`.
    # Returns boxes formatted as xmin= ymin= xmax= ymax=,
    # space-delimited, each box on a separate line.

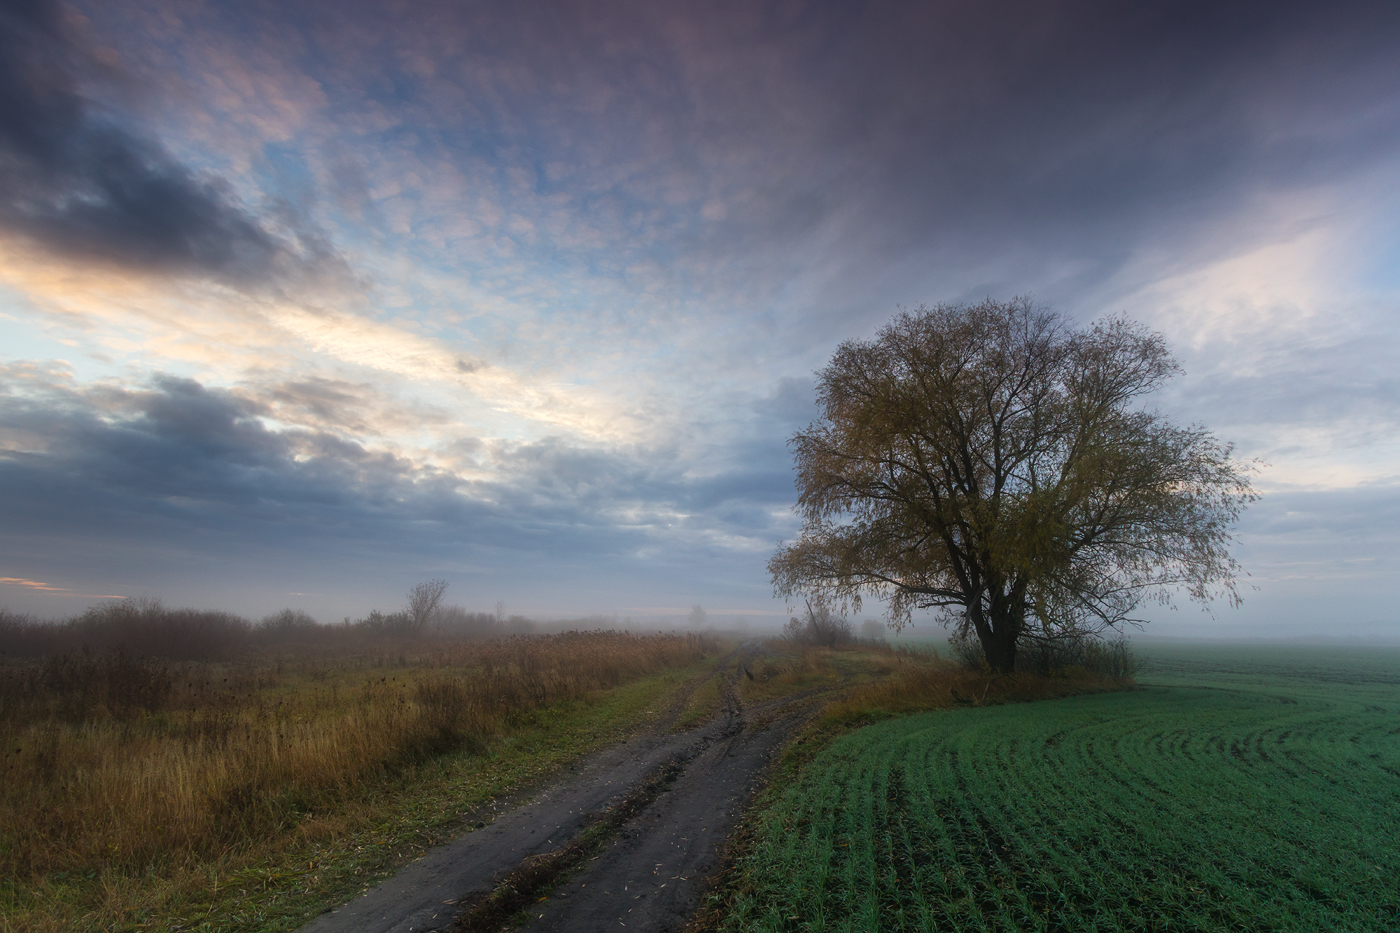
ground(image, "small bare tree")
xmin=782 ymin=600 xmax=854 ymax=648
xmin=406 ymin=579 xmax=448 ymax=637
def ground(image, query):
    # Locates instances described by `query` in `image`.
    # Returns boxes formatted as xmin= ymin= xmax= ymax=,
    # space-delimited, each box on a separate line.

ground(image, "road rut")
xmin=300 ymin=642 xmax=818 ymax=933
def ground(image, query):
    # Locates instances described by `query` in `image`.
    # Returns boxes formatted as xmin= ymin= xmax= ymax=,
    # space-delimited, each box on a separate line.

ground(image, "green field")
xmin=721 ymin=642 xmax=1400 ymax=932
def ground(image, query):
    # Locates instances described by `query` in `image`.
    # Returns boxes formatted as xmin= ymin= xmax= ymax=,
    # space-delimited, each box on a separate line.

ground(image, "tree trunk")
xmin=974 ymin=602 xmax=1020 ymax=674
xmin=969 ymin=601 xmax=1019 ymax=674
xmin=982 ymin=627 xmax=1017 ymax=673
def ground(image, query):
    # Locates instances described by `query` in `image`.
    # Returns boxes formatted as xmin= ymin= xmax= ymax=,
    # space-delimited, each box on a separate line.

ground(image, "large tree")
xmin=769 ymin=298 xmax=1255 ymax=673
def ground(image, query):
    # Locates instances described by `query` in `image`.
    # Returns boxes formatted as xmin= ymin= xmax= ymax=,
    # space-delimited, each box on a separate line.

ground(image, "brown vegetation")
xmin=0 ymin=621 xmax=715 ymax=894
xmin=819 ymin=651 xmax=1131 ymax=727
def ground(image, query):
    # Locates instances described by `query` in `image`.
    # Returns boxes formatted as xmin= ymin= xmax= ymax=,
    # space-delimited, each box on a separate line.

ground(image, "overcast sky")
xmin=1 ymin=0 xmax=1397 ymax=639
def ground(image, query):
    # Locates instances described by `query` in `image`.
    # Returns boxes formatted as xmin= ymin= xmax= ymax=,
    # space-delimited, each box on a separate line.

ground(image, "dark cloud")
xmin=0 ymin=374 xmax=425 ymax=539
xmin=59 ymin=0 xmax=1393 ymax=316
xmin=703 ymin=0 xmax=1400 ymax=323
xmin=0 ymin=370 xmax=797 ymax=611
xmin=230 ymin=0 xmax=1400 ymax=334
xmin=0 ymin=0 xmax=316 ymax=281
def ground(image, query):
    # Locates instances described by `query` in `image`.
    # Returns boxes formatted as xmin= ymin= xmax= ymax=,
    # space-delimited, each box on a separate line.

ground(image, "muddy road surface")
xmin=300 ymin=641 xmax=823 ymax=933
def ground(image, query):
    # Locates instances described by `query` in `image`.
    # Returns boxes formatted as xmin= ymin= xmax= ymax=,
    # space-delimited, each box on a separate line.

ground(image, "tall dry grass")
xmin=0 ymin=631 xmax=713 ymax=883
xmin=819 ymin=645 xmax=1134 ymax=726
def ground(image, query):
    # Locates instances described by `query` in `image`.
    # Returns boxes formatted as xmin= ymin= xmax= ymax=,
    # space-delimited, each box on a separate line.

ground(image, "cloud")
xmin=0 ymin=366 xmax=800 ymax=611
xmin=1239 ymin=481 xmax=1400 ymax=577
xmin=3 ymin=0 xmax=1398 ymax=628
xmin=0 ymin=0 xmax=328 ymax=284
xmin=0 ymin=576 xmax=123 ymax=598
xmin=1092 ymin=180 xmax=1400 ymax=487
xmin=0 ymin=575 xmax=67 ymax=592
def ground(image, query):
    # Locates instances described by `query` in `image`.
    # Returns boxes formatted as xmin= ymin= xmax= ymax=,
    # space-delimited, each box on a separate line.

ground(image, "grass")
xmin=674 ymin=672 xmax=725 ymax=730
xmin=715 ymin=643 xmax=1400 ymax=932
xmin=0 ymin=631 xmax=721 ymax=933
xmin=739 ymin=647 xmax=846 ymax=704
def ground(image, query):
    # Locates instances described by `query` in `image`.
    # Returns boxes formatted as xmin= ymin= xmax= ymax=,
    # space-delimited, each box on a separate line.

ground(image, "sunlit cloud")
xmin=0 ymin=577 xmax=125 ymax=599
xmin=0 ymin=576 xmax=68 ymax=592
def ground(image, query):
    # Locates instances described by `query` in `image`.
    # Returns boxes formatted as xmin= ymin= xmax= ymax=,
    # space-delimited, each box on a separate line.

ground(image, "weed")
xmin=0 ymin=630 xmax=718 ymax=932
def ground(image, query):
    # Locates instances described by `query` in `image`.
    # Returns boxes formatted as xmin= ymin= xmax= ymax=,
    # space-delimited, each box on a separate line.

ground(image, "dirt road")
xmin=300 ymin=642 xmax=821 ymax=933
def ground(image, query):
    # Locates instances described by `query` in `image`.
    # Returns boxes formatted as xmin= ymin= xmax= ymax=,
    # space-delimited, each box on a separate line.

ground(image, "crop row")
xmin=724 ymin=684 xmax=1400 ymax=932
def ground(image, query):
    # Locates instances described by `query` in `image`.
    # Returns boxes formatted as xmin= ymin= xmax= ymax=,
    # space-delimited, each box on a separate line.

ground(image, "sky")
xmin=1 ymin=0 xmax=1397 ymax=640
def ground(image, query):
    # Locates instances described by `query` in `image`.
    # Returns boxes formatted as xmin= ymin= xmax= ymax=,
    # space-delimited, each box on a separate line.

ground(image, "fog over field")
xmin=1 ymin=1 xmax=1398 ymax=642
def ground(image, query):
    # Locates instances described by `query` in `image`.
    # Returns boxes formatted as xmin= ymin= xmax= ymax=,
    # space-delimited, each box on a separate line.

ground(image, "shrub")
xmin=351 ymin=608 xmax=415 ymax=635
xmin=948 ymin=627 xmax=989 ymax=671
xmin=949 ymin=628 xmax=1138 ymax=680
xmin=435 ymin=605 xmax=504 ymax=639
xmin=0 ymin=608 xmax=53 ymax=656
xmin=255 ymin=608 xmax=320 ymax=646
xmin=782 ymin=603 xmax=853 ymax=648
xmin=0 ymin=599 xmax=251 ymax=660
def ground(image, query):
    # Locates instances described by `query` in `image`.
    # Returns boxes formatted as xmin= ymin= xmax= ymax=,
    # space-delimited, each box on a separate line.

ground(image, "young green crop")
xmin=723 ymin=646 xmax=1400 ymax=932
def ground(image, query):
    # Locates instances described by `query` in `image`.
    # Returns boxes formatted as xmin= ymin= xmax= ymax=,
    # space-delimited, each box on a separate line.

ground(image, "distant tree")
xmin=406 ymin=579 xmax=448 ymax=637
xmin=354 ymin=609 xmax=412 ymax=635
xmin=257 ymin=608 xmax=317 ymax=639
xmin=436 ymin=605 xmax=502 ymax=639
xmin=782 ymin=601 xmax=854 ymax=648
xmin=769 ymin=298 xmax=1255 ymax=673
xmin=688 ymin=604 xmax=707 ymax=629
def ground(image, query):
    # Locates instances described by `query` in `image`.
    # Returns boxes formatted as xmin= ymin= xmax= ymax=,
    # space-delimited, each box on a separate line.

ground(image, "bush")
xmin=351 ymin=609 xmax=415 ymax=635
xmin=949 ymin=628 xmax=1139 ymax=680
xmin=0 ymin=608 xmax=51 ymax=656
xmin=948 ymin=628 xmax=989 ymax=671
xmin=0 ymin=599 xmax=251 ymax=660
xmin=782 ymin=603 xmax=853 ymax=648
xmin=435 ymin=605 xmax=504 ymax=639
xmin=74 ymin=599 xmax=251 ymax=660
xmin=256 ymin=608 xmax=319 ymax=642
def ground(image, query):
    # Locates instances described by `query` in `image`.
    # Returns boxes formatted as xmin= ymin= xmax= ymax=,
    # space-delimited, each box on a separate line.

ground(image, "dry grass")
xmin=739 ymin=646 xmax=842 ymax=703
xmin=0 ymin=631 xmax=714 ymax=930
xmin=672 ymin=673 xmax=723 ymax=730
xmin=730 ymin=640 xmax=1134 ymax=787
xmin=820 ymin=648 xmax=1131 ymax=727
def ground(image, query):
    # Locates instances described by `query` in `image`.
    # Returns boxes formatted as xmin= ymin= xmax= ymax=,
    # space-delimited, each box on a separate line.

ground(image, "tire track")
xmin=299 ymin=640 xmax=826 ymax=933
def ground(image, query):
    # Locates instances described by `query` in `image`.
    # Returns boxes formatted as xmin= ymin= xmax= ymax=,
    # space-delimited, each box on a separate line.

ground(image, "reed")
xmin=0 ymin=631 xmax=713 ymax=884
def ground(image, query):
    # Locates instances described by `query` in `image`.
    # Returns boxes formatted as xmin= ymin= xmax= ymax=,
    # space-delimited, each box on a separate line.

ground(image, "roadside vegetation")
xmin=748 ymin=606 xmax=1135 ymax=726
xmin=0 ymin=598 xmax=720 ymax=933
xmin=715 ymin=642 xmax=1400 ymax=932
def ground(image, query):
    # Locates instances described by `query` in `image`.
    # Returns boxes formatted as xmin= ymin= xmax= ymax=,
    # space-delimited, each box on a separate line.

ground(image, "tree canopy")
xmin=769 ymin=298 xmax=1255 ymax=673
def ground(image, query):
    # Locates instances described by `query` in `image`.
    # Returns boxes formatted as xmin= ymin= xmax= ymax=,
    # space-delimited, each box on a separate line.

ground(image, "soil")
xmin=299 ymin=641 xmax=825 ymax=933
